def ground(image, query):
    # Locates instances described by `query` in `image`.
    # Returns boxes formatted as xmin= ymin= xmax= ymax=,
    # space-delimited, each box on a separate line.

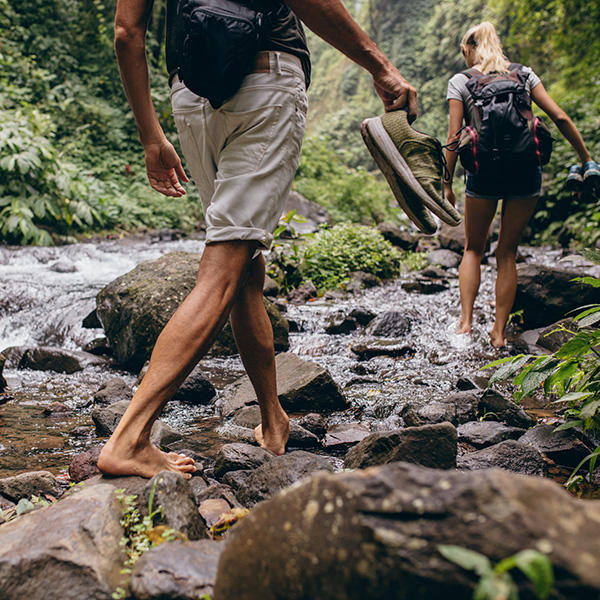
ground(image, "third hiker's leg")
xmin=230 ymin=253 xmax=289 ymax=455
xmin=98 ymin=240 xmax=258 ymax=478
xmin=458 ymin=196 xmax=498 ymax=333
xmin=491 ymin=195 xmax=538 ymax=348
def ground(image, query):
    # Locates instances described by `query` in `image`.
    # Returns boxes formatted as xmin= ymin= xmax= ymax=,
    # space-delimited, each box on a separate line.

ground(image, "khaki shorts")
xmin=170 ymin=52 xmax=308 ymax=250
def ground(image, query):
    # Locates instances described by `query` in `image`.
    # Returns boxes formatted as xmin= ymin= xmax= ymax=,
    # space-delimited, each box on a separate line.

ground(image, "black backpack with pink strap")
xmin=455 ymin=63 xmax=553 ymax=176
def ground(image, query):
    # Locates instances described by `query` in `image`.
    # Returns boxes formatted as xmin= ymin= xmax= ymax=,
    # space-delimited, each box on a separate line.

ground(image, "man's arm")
xmin=283 ymin=0 xmax=417 ymax=120
xmin=115 ymin=0 xmax=188 ymax=196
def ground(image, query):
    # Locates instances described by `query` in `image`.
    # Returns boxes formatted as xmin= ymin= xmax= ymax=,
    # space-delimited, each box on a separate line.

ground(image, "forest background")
xmin=0 ymin=0 xmax=599 ymax=247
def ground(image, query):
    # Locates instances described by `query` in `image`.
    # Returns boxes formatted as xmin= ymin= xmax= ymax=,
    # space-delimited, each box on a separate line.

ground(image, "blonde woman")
xmin=444 ymin=21 xmax=596 ymax=348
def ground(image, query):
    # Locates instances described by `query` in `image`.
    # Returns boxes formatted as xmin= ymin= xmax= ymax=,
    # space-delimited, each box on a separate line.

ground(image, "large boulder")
xmin=0 ymin=484 xmax=124 ymax=600
xmin=457 ymin=440 xmax=546 ymax=476
xmin=11 ymin=346 xmax=107 ymax=373
xmin=0 ymin=470 xmax=64 ymax=502
xmin=96 ymin=252 xmax=289 ymax=371
xmin=513 ymin=263 xmax=599 ymax=328
xmin=0 ymin=352 xmax=7 ymax=392
xmin=282 ymin=191 xmax=332 ymax=234
xmin=213 ymin=463 xmax=600 ymax=600
xmin=222 ymin=352 xmax=348 ymax=416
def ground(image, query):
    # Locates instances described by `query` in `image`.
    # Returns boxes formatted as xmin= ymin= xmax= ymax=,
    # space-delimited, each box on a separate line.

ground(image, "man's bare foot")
xmin=98 ymin=439 xmax=196 ymax=479
xmin=255 ymin=413 xmax=290 ymax=456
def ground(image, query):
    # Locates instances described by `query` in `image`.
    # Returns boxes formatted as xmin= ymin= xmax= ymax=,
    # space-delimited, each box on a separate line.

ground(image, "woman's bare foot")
xmin=457 ymin=318 xmax=472 ymax=335
xmin=255 ymin=412 xmax=290 ymax=456
xmin=490 ymin=329 xmax=507 ymax=349
xmin=97 ymin=439 xmax=196 ymax=479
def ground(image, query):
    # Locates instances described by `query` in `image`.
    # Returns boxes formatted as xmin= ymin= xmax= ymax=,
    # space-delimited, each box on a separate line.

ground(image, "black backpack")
xmin=176 ymin=0 xmax=281 ymax=108
xmin=455 ymin=63 xmax=553 ymax=176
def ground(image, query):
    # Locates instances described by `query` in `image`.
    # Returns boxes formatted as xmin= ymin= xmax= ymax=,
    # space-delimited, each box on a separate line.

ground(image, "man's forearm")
xmin=284 ymin=0 xmax=392 ymax=76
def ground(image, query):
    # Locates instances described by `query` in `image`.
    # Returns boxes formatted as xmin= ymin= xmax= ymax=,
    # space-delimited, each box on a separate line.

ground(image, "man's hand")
xmin=144 ymin=141 xmax=189 ymax=197
xmin=373 ymin=67 xmax=418 ymax=122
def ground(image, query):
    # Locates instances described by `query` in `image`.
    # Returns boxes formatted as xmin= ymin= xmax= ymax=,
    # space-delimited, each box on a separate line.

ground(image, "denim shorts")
xmin=170 ymin=52 xmax=308 ymax=250
xmin=465 ymin=167 xmax=542 ymax=201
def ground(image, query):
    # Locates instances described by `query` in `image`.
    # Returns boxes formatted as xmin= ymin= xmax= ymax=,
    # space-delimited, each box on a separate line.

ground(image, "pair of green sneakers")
xmin=361 ymin=110 xmax=462 ymax=235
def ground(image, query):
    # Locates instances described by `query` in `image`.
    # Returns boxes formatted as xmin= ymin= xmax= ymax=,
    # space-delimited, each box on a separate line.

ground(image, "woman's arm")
xmin=531 ymin=82 xmax=592 ymax=165
xmin=443 ymin=98 xmax=464 ymax=206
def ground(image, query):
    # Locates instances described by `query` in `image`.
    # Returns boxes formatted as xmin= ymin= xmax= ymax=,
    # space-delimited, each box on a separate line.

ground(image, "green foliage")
xmin=483 ymin=249 xmax=600 ymax=482
xmin=439 ymin=545 xmax=554 ymax=600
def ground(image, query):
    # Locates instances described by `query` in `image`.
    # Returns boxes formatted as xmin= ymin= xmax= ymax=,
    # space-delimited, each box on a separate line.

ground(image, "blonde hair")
xmin=461 ymin=22 xmax=510 ymax=74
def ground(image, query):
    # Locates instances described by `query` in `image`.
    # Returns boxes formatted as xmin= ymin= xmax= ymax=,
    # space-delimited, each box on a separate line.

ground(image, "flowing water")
xmin=0 ymin=236 xmax=594 ymax=478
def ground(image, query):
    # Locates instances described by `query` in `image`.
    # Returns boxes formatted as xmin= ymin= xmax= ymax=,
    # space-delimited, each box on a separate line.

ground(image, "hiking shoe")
xmin=583 ymin=160 xmax=600 ymax=194
xmin=566 ymin=164 xmax=583 ymax=192
xmin=361 ymin=110 xmax=462 ymax=230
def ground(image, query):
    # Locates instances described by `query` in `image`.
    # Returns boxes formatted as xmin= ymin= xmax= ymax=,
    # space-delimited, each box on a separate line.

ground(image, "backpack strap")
xmin=461 ymin=68 xmax=483 ymax=80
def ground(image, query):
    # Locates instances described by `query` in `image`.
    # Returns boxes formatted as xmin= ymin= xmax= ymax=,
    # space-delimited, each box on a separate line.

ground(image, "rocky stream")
xmin=1 ymin=222 xmax=600 ymax=600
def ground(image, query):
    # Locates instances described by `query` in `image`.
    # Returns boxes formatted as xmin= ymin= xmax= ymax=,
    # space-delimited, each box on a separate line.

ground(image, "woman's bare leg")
xmin=458 ymin=196 xmax=498 ymax=334
xmin=491 ymin=195 xmax=538 ymax=347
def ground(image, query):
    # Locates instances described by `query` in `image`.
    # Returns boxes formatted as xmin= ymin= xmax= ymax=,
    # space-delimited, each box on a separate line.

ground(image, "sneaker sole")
xmin=363 ymin=116 xmax=462 ymax=227
xmin=361 ymin=120 xmax=438 ymax=234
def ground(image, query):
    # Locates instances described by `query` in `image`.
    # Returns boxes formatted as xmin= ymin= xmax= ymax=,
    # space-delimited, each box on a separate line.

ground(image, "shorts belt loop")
xmin=274 ymin=51 xmax=282 ymax=75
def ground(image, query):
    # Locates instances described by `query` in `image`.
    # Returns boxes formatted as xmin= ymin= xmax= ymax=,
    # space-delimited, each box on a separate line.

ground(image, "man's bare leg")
xmin=230 ymin=254 xmax=289 ymax=455
xmin=98 ymin=240 xmax=259 ymax=478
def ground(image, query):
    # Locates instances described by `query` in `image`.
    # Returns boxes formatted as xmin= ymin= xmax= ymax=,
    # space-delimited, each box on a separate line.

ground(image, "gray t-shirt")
xmin=446 ymin=66 xmax=541 ymax=125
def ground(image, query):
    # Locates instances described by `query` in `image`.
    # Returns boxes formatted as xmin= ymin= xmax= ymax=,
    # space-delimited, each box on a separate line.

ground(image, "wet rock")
xmin=172 ymin=365 xmax=216 ymax=404
xmin=49 ymin=258 xmax=77 ymax=273
xmin=0 ymin=483 xmax=124 ymax=600
xmin=188 ymin=476 xmax=208 ymax=500
xmin=438 ymin=220 xmax=466 ymax=252
xmin=198 ymin=497 xmax=231 ymax=529
xmin=0 ymin=352 xmax=7 ymax=393
xmin=344 ymin=423 xmax=457 ymax=470
xmin=263 ymin=275 xmax=279 ymax=297
xmin=82 ymin=308 xmax=102 ymax=329
xmin=427 ymin=249 xmax=461 ymax=269
xmin=82 ymin=338 xmax=112 ymax=357
xmin=71 ymin=425 xmax=94 ymax=438
xmin=214 ymin=462 xmax=600 ymax=600
xmin=93 ymin=377 xmax=133 ymax=406
xmin=222 ymin=352 xmax=348 ymax=416
xmin=519 ymin=424 xmax=592 ymax=468
xmin=0 ymin=345 xmax=27 ymax=368
xmin=96 ymin=251 xmax=289 ymax=370
xmin=511 ymin=328 xmax=547 ymax=356
xmin=92 ymin=400 xmax=183 ymax=446
xmin=69 ymin=445 xmax=103 ymax=483
xmin=457 ymin=421 xmax=526 ymax=448
xmin=194 ymin=484 xmax=242 ymax=509
xmin=401 ymin=279 xmax=449 ymax=294
xmin=458 ymin=440 xmax=546 ymax=476
xmin=350 ymin=340 xmax=415 ymax=360
xmin=298 ymin=413 xmax=327 ymax=439
xmin=346 ymin=271 xmax=380 ymax=291
xmin=477 ymin=390 xmax=535 ymax=429
xmin=514 ymin=263 xmax=600 ymax=328
xmin=139 ymin=471 xmax=207 ymax=541
xmin=401 ymin=393 xmax=477 ymax=427
xmin=324 ymin=311 xmax=358 ymax=335
xmin=0 ymin=471 xmax=64 ymax=502
xmin=348 ymin=306 xmax=376 ymax=326
xmin=287 ymin=282 xmax=318 ymax=304
xmin=43 ymin=401 xmax=72 ymax=416
xmin=226 ymin=451 xmax=333 ymax=508
xmin=283 ymin=191 xmax=333 ymax=234
xmin=456 ymin=375 xmax=488 ymax=391
xmin=17 ymin=346 xmax=107 ymax=373
xmin=421 ymin=265 xmax=448 ymax=279
xmin=214 ymin=443 xmax=275 ymax=480
xmin=377 ymin=222 xmax=419 ymax=251
xmin=364 ymin=310 xmax=412 ymax=337
xmin=536 ymin=318 xmax=576 ymax=353
xmin=322 ymin=423 xmax=371 ymax=450
xmin=129 ymin=540 xmax=222 ymax=600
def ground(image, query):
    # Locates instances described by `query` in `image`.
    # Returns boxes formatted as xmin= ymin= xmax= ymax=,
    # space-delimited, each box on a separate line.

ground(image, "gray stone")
xmin=364 ymin=310 xmax=411 ymax=337
xmin=298 ymin=413 xmax=327 ymax=438
xmin=344 ymin=423 xmax=457 ymax=470
xmin=323 ymin=423 xmax=371 ymax=450
xmin=438 ymin=220 xmax=466 ymax=252
xmin=350 ymin=340 xmax=416 ymax=360
xmin=427 ymin=249 xmax=461 ymax=269
xmin=376 ymin=222 xmax=419 ymax=251
xmin=263 ymin=274 xmax=279 ymax=297
xmin=222 ymin=352 xmax=348 ymax=416
xmin=0 ymin=484 xmax=124 ymax=600
xmin=324 ymin=312 xmax=358 ymax=335
xmin=139 ymin=471 xmax=207 ymax=541
xmin=457 ymin=421 xmax=526 ymax=448
xmin=477 ymin=390 xmax=535 ymax=429
xmin=93 ymin=377 xmax=133 ymax=406
xmin=17 ymin=346 xmax=107 ymax=373
xmin=82 ymin=337 xmax=113 ymax=356
xmin=519 ymin=424 xmax=593 ymax=468
xmin=348 ymin=307 xmax=376 ymax=326
xmin=43 ymin=401 xmax=72 ymax=416
xmin=69 ymin=445 xmax=103 ymax=483
xmin=130 ymin=540 xmax=223 ymax=600
xmin=96 ymin=251 xmax=288 ymax=370
xmin=0 ymin=352 xmax=7 ymax=393
xmin=537 ymin=318 xmax=576 ymax=353
xmin=213 ymin=463 xmax=600 ymax=600
xmin=214 ymin=443 xmax=275 ymax=480
xmin=195 ymin=484 xmax=242 ymax=509
xmin=227 ymin=451 xmax=334 ymax=507
xmin=346 ymin=271 xmax=380 ymax=291
xmin=50 ymin=258 xmax=77 ymax=273
xmin=0 ymin=470 xmax=64 ymax=502
xmin=458 ymin=440 xmax=546 ymax=476
xmin=287 ymin=281 xmax=318 ymax=304
xmin=283 ymin=191 xmax=333 ymax=234
xmin=401 ymin=279 xmax=449 ymax=294
xmin=401 ymin=394 xmax=477 ymax=428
